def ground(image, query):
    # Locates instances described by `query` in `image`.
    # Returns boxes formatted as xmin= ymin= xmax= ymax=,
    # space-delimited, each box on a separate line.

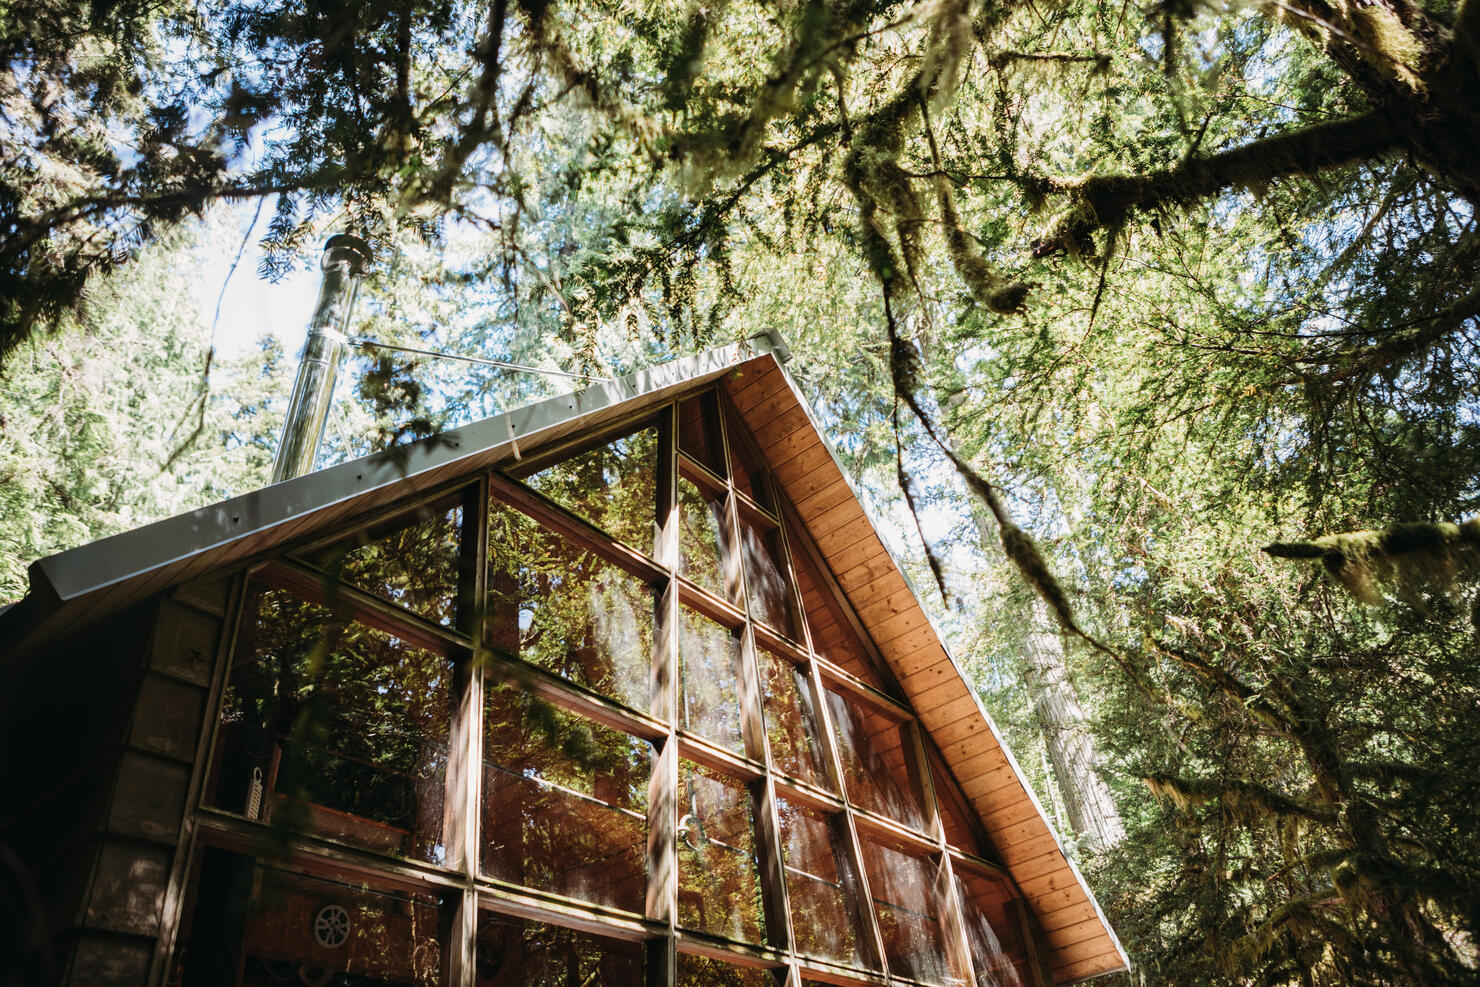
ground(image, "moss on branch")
xmin=1265 ymin=519 xmax=1480 ymax=602
xmin=1030 ymin=110 xmax=1403 ymax=254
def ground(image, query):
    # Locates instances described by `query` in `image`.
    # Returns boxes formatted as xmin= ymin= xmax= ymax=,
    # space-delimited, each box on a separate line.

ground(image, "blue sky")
xmin=188 ymin=200 xmax=321 ymax=358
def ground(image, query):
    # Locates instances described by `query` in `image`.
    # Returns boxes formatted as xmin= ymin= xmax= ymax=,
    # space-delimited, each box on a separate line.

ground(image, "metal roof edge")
xmin=766 ymin=359 xmax=1130 ymax=978
xmin=9 ymin=334 xmax=783 ymax=614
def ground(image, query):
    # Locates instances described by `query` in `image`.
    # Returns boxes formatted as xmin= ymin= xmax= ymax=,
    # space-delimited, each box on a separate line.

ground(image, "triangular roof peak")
xmin=0 ymin=330 xmax=1126 ymax=982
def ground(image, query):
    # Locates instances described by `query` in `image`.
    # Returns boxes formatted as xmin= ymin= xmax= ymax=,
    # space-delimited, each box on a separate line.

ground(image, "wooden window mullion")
xmin=804 ymin=655 xmax=888 ymax=976
xmin=906 ymin=721 xmax=942 ymax=851
xmin=937 ymin=852 xmax=980 ymax=987
xmin=648 ymin=404 xmax=681 ymax=986
xmin=720 ymin=400 xmax=797 ymax=965
xmin=914 ymin=713 xmax=979 ymax=987
xmin=770 ymin=510 xmax=814 ymax=657
xmin=448 ymin=476 xmax=487 ymax=987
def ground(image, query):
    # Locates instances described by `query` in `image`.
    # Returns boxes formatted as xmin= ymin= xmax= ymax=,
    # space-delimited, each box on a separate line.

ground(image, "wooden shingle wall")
xmin=0 ymin=578 xmax=236 ymax=986
xmin=69 ymin=579 xmax=234 ymax=985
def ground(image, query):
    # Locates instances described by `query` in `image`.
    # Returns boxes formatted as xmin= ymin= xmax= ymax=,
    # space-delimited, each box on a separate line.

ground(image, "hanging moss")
xmin=937 ymin=177 xmax=1030 ymax=313
xmin=1264 ymin=519 xmax=1480 ymax=603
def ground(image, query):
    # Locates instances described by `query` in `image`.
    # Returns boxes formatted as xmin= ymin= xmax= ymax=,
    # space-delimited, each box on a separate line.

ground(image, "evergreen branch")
xmin=408 ymin=0 xmax=508 ymax=205
xmin=721 ymin=0 xmax=865 ymax=169
xmin=1300 ymin=177 xmax=1409 ymax=302
xmin=920 ymin=94 xmax=1028 ymax=314
xmin=988 ymin=49 xmax=1111 ymax=71
xmin=161 ymin=197 xmax=265 ymax=475
xmin=1150 ymin=639 xmax=1295 ymax=733
xmin=1028 ymin=109 xmax=1402 ymax=253
xmin=3 ymin=181 xmax=307 ymax=261
xmin=1144 ymin=773 xmax=1338 ymax=825
xmin=892 ymin=398 xmax=953 ymax=606
xmin=845 ymin=98 xmax=1179 ymax=722
xmin=848 ymin=136 xmax=1085 ymax=641
xmin=1223 ymin=895 xmax=1362 ymax=975
xmin=1306 ymin=279 xmax=1480 ymax=385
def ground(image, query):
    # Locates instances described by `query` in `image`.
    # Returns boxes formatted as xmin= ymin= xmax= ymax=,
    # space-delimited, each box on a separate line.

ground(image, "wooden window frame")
xmin=177 ymin=385 xmax=1025 ymax=987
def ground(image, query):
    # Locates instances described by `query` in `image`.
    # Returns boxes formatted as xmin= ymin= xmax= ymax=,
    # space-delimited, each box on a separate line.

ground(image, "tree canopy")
xmin=4 ymin=0 xmax=1480 ymax=983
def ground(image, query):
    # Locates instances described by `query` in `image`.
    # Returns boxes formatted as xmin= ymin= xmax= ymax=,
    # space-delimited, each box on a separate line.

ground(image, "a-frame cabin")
xmin=0 ymin=332 xmax=1128 ymax=986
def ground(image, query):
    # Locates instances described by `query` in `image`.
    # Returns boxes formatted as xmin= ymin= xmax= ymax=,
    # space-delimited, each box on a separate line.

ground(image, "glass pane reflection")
xmin=481 ymin=684 xmax=650 ymax=913
xmin=826 ymin=691 xmax=926 ymax=831
xmin=172 ymin=850 xmax=442 ymax=986
xmin=758 ymin=650 xmax=830 ymax=789
xmin=307 ymin=503 xmax=462 ymax=626
xmin=861 ymin=839 xmax=950 ymax=985
xmin=486 ymin=503 xmax=654 ymax=712
xmin=738 ymin=516 xmax=797 ymax=638
xmin=523 ymin=424 xmax=660 ymax=555
xmin=777 ymin=799 xmax=869 ymax=968
xmin=679 ymin=608 xmax=745 ymax=752
xmin=954 ymin=870 xmax=1028 ymax=987
xmin=208 ymin=585 xmax=452 ymax=865
xmin=679 ymin=477 xmax=730 ymax=600
xmin=677 ymin=953 xmax=777 ymax=985
xmin=678 ymin=761 xmax=766 ymax=944
xmin=475 ymin=914 xmax=645 ymax=985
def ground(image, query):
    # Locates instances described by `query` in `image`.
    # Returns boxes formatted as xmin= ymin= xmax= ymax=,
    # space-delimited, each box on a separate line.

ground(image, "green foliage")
xmin=7 ymin=0 xmax=1480 ymax=981
xmin=0 ymin=225 xmax=284 ymax=602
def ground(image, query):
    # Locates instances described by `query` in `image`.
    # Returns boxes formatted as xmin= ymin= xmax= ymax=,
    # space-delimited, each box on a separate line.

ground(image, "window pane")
xmin=305 ymin=501 xmax=462 ymax=626
xmin=738 ymin=516 xmax=797 ymax=638
xmin=777 ymin=798 xmax=870 ymax=968
xmin=678 ymin=761 xmax=766 ymax=944
xmin=954 ymin=870 xmax=1028 ymax=987
xmin=679 ymin=608 xmax=744 ymax=752
xmin=861 ymin=839 xmax=950 ymax=985
xmin=208 ymin=585 xmax=452 ymax=865
xmin=523 ymin=423 xmax=660 ymax=555
xmin=936 ymin=763 xmax=984 ymax=855
xmin=487 ymin=502 xmax=654 ymax=711
xmin=678 ymin=393 xmax=725 ymax=477
xmin=679 ymin=476 xmax=731 ymax=600
xmin=758 ymin=650 xmax=831 ymax=790
xmin=171 ymin=849 xmax=442 ymax=986
xmin=787 ymin=521 xmax=887 ymax=689
xmin=475 ymin=913 xmax=646 ymax=984
xmin=725 ymin=409 xmax=773 ymax=513
xmin=482 ymin=683 xmax=650 ymax=913
xmin=677 ymin=953 xmax=777 ymax=985
xmin=826 ymin=691 xmax=926 ymax=831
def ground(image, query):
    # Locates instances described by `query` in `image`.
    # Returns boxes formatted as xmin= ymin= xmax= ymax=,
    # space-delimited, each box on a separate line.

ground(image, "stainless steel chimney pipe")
xmin=270 ymin=234 xmax=373 ymax=483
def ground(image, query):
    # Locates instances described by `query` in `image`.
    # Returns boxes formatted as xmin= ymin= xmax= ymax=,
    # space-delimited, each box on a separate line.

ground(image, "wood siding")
xmin=724 ymin=358 xmax=1128 ymax=983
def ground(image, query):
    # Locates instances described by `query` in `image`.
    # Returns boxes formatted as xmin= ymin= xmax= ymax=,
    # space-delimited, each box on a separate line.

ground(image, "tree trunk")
xmin=1018 ymin=597 xmax=1125 ymax=849
xmin=912 ymin=320 xmax=1125 ymax=849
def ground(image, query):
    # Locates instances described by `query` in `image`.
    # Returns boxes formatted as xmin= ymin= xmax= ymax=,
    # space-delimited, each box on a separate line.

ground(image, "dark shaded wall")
xmin=0 ymin=578 xmax=236 ymax=986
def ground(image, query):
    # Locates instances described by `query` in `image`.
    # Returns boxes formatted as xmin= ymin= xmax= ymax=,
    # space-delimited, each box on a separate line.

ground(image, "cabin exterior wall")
xmin=0 ymin=350 xmax=1124 ymax=985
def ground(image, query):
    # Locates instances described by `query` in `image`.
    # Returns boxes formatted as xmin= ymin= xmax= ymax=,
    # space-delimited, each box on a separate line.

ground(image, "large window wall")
xmin=173 ymin=388 xmax=1033 ymax=986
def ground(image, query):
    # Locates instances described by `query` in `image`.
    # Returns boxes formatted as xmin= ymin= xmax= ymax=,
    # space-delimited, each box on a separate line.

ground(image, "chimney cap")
xmin=322 ymin=233 xmax=373 ymax=274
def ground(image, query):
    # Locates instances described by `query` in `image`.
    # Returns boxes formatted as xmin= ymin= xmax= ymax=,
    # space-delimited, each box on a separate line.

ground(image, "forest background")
xmin=3 ymin=0 xmax=1479 ymax=982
